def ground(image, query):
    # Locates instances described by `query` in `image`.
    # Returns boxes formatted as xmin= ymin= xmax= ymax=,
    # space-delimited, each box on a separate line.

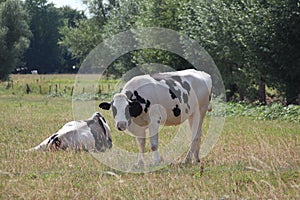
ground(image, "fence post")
xmin=6 ymin=81 xmax=10 ymax=89
xmin=71 ymin=86 xmax=74 ymax=96
xmin=55 ymin=84 xmax=58 ymax=94
xmin=26 ymin=84 xmax=31 ymax=94
xmin=98 ymin=85 xmax=102 ymax=95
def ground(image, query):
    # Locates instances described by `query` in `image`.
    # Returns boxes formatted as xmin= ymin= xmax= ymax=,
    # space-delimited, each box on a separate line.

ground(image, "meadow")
xmin=0 ymin=75 xmax=299 ymax=199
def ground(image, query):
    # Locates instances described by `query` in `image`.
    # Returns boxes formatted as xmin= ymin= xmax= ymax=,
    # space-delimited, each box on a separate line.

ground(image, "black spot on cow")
xmin=165 ymin=79 xmax=182 ymax=102
xmin=49 ymin=133 xmax=58 ymax=141
xmin=182 ymin=81 xmax=191 ymax=94
xmin=172 ymin=105 xmax=181 ymax=117
xmin=183 ymin=93 xmax=189 ymax=104
xmin=144 ymin=100 xmax=151 ymax=113
xmin=53 ymin=137 xmax=61 ymax=148
xmin=170 ymin=76 xmax=191 ymax=96
xmin=47 ymin=133 xmax=58 ymax=145
xmin=96 ymin=116 xmax=106 ymax=136
xmin=169 ymin=89 xmax=176 ymax=99
xmin=151 ymin=73 xmax=188 ymax=103
xmin=99 ymin=102 xmax=111 ymax=110
xmin=182 ymin=92 xmax=190 ymax=110
xmin=134 ymin=91 xmax=146 ymax=104
xmin=165 ymin=79 xmax=177 ymax=87
xmin=129 ymin=101 xmax=143 ymax=118
xmin=170 ymin=75 xmax=182 ymax=83
xmin=126 ymin=90 xmax=151 ymax=114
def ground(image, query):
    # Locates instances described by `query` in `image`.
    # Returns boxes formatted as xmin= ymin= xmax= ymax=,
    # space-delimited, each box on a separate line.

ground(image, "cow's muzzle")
xmin=116 ymin=121 xmax=127 ymax=131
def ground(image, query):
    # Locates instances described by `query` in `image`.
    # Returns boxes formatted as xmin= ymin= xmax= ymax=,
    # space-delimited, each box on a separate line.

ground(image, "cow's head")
xmin=99 ymin=93 xmax=142 ymax=131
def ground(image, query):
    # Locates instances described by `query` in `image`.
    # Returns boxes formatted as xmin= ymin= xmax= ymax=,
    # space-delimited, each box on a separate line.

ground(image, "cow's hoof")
xmin=133 ymin=160 xmax=144 ymax=169
xmin=149 ymin=160 xmax=164 ymax=169
xmin=194 ymin=159 xmax=201 ymax=165
xmin=183 ymin=157 xmax=192 ymax=164
xmin=154 ymin=156 xmax=164 ymax=165
xmin=154 ymin=160 xmax=161 ymax=166
xmin=133 ymin=164 xmax=144 ymax=171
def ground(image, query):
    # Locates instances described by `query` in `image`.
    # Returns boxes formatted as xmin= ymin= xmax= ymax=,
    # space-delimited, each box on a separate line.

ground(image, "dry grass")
xmin=3 ymin=74 xmax=117 ymax=98
xmin=0 ymin=77 xmax=299 ymax=199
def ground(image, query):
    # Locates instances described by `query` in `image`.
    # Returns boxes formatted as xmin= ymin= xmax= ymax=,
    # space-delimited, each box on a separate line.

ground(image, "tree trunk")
xmin=259 ymin=78 xmax=266 ymax=105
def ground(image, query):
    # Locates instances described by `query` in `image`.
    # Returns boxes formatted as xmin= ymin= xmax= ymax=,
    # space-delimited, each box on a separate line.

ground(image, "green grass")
xmin=0 ymin=75 xmax=300 ymax=199
xmin=212 ymin=101 xmax=300 ymax=122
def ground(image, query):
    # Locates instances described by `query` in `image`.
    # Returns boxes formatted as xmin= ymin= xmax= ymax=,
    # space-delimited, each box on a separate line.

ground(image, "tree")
xmin=179 ymin=0 xmax=300 ymax=104
xmin=59 ymin=0 xmax=300 ymax=104
xmin=0 ymin=0 xmax=31 ymax=80
xmin=179 ymin=0 xmax=277 ymax=102
xmin=24 ymin=0 xmax=63 ymax=73
xmin=59 ymin=0 xmax=110 ymax=63
xmin=100 ymin=0 xmax=192 ymax=73
xmin=58 ymin=6 xmax=86 ymax=72
xmin=132 ymin=0 xmax=192 ymax=70
xmin=266 ymin=0 xmax=300 ymax=104
xmin=24 ymin=0 xmax=85 ymax=73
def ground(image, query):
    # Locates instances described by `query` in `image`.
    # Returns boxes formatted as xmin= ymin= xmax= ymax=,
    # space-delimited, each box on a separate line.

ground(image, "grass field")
xmin=0 ymin=75 xmax=299 ymax=199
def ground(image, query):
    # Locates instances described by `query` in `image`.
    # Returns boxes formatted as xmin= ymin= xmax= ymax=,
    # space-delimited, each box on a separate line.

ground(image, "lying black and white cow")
xmin=99 ymin=69 xmax=212 ymax=165
xmin=30 ymin=112 xmax=112 ymax=152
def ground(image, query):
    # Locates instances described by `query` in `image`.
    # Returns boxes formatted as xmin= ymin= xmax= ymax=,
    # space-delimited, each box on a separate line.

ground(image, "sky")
xmin=49 ymin=0 xmax=87 ymax=10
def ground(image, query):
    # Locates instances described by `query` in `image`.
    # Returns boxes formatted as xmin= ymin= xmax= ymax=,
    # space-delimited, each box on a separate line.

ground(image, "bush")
xmin=212 ymin=102 xmax=300 ymax=123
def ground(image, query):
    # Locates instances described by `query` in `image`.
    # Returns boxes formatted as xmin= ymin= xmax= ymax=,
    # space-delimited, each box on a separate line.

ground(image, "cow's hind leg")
xmin=184 ymin=112 xmax=199 ymax=163
xmin=185 ymin=107 xmax=207 ymax=164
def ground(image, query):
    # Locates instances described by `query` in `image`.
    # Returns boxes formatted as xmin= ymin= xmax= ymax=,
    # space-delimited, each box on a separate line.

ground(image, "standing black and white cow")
xmin=30 ymin=112 xmax=112 ymax=152
xmin=99 ymin=69 xmax=212 ymax=165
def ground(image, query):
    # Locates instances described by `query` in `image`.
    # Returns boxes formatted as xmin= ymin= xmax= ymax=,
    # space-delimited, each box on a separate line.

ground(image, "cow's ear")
xmin=129 ymin=101 xmax=142 ymax=117
xmin=99 ymin=102 xmax=111 ymax=110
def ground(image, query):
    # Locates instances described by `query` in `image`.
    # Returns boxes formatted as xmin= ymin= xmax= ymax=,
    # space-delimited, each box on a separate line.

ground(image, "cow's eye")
xmin=112 ymin=105 xmax=117 ymax=117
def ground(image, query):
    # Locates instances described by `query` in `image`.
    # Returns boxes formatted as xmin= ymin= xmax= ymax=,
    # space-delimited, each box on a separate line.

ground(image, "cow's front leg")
xmin=149 ymin=123 xmax=161 ymax=164
xmin=148 ymin=104 xmax=167 ymax=164
xmin=150 ymin=133 xmax=160 ymax=164
xmin=128 ymin=123 xmax=147 ymax=166
xmin=136 ymin=136 xmax=146 ymax=166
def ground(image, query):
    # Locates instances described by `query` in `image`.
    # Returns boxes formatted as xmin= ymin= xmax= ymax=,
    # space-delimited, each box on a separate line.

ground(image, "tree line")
xmin=0 ymin=0 xmax=299 ymax=104
xmin=0 ymin=0 xmax=85 ymax=79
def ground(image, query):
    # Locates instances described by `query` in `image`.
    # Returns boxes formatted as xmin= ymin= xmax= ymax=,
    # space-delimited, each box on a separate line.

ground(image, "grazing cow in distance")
xmin=30 ymin=112 xmax=112 ymax=152
xmin=99 ymin=69 xmax=212 ymax=165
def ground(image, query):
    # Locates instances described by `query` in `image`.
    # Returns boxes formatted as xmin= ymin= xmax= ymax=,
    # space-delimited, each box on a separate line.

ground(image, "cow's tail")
xmin=207 ymin=104 xmax=213 ymax=112
xmin=207 ymin=90 xmax=213 ymax=112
